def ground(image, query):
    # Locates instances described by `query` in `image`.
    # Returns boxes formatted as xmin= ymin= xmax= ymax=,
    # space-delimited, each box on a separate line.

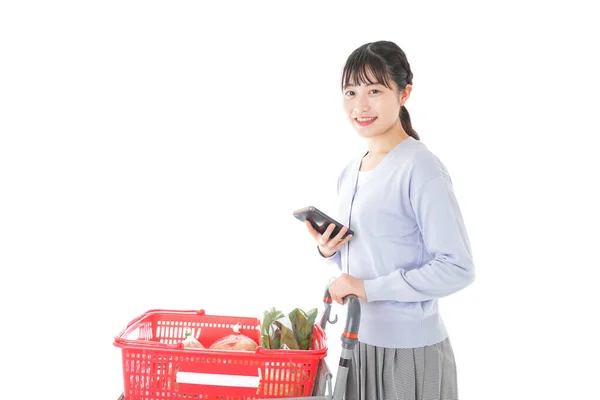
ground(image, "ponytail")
xmin=400 ymin=105 xmax=419 ymax=140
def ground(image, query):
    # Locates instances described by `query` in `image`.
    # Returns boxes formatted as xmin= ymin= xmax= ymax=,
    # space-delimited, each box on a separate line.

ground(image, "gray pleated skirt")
xmin=345 ymin=337 xmax=458 ymax=400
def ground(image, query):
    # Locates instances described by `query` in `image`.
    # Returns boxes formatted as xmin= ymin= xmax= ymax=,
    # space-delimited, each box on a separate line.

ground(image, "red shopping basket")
xmin=113 ymin=309 xmax=328 ymax=400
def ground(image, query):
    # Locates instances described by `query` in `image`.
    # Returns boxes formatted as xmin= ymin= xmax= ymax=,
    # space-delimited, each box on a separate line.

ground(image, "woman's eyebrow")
xmin=343 ymin=82 xmax=383 ymax=90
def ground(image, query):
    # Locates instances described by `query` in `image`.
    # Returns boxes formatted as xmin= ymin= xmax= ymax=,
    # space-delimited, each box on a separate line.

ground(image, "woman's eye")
xmin=371 ymin=89 xmax=381 ymax=94
xmin=345 ymin=91 xmax=355 ymax=96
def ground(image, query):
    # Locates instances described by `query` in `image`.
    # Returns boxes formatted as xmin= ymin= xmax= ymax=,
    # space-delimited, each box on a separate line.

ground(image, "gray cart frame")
xmin=116 ymin=288 xmax=361 ymax=400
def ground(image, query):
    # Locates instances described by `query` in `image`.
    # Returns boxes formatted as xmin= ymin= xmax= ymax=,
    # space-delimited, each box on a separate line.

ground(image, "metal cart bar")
xmin=328 ymin=290 xmax=361 ymax=400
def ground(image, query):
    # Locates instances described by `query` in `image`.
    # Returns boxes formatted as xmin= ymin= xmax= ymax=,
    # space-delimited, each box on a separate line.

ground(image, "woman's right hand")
xmin=305 ymin=221 xmax=353 ymax=257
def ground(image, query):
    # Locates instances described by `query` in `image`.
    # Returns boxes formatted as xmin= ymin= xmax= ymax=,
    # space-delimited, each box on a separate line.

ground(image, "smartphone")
xmin=293 ymin=206 xmax=354 ymax=239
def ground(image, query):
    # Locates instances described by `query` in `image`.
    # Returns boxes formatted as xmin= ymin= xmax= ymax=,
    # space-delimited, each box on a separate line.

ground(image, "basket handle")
xmin=124 ymin=309 xmax=206 ymax=330
xmin=115 ymin=309 xmax=206 ymax=341
xmin=113 ymin=336 xmax=186 ymax=349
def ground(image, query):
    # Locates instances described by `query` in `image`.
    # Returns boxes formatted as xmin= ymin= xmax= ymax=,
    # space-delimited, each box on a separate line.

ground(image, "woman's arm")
xmin=318 ymin=245 xmax=342 ymax=270
xmin=363 ymin=174 xmax=475 ymax=302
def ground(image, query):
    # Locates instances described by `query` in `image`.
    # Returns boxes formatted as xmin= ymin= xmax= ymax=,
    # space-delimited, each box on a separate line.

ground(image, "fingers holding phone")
xmin=305 ymin=221 xmax=353 ymax=257
xmin=293 ymin=206 xmax=354 ymax=257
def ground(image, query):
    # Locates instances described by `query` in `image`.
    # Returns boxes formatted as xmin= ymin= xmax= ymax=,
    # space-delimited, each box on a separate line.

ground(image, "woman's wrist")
xmin=318 ymin=245 xmax=336 ymax=258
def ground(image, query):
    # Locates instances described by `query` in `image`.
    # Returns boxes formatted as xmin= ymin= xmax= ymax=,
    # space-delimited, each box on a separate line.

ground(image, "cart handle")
xmin=341 ymin=294 xmax=360 ymax=341
xmin=320 ymin=287 xmax=361 ymax=339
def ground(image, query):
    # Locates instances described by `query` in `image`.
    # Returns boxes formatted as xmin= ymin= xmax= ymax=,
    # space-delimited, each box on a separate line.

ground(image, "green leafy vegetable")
xmin=260 ymin=307 xmax=284 ymax=349
xmin=260 ymin=306 xmax=318 ymax=350
xmin=275 ymin=321 xmax=299 ymax=350
xmin=289 ymin=308 xmax=318 ymax=350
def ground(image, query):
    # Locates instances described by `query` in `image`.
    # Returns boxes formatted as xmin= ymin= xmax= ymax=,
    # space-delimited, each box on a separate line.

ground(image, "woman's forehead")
xmin=346 ymin=69 xmax=378 ymax=85
xmin=343 ymin=65 xmax=392 ymax=89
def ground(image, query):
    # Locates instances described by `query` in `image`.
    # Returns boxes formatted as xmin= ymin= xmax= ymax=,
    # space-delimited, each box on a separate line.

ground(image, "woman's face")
xmin=343 ymin=73 xmax=410 ymax=139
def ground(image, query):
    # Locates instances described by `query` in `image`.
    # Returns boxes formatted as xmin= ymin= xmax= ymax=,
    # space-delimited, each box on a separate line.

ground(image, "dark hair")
xmin=341 ymin=41 xmax=419 ymax=140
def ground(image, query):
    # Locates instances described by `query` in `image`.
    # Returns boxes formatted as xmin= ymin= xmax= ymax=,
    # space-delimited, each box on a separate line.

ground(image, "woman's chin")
xmin=356 ymin=128 xmax=382 ymax=139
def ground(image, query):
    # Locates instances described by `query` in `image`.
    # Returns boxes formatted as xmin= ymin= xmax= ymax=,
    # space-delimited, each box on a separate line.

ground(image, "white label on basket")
xmin=176 ymin=372 xmax=260 ymax=388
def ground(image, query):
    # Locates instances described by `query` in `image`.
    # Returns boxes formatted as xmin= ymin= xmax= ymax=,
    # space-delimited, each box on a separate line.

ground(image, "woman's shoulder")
xmin=409 ymin=145 xmax=445 ymax=171
xmin=336 ymin=157 xmax=359 ymax=186
xmin=401 ymin=140 xmax=452 ymax=189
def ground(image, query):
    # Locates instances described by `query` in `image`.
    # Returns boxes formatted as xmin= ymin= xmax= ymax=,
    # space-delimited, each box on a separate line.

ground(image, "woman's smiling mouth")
xmin=355 ymin=117 xmax=377 ymax=127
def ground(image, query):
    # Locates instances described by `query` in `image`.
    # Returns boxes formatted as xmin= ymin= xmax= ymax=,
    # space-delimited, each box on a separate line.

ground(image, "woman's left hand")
xmin=328 ymin=273 xmax=367 ymax=304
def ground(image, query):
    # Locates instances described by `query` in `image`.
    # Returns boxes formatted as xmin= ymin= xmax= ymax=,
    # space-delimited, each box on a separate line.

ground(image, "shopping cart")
xmin=113 ymin=287 xmax=361 ymax=400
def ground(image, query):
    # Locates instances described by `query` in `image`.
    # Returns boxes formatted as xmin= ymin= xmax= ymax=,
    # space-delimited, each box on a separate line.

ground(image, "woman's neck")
xmin=366 ymin=121 xmax=409 ymax=155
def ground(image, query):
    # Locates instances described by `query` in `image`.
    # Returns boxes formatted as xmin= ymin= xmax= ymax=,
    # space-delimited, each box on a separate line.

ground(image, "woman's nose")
xmin=354 ymin=96 xmax=370 ymax=113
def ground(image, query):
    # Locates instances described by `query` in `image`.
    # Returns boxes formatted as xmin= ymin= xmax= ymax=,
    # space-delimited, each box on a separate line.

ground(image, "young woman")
xmin=305 ymin=41 xmax=475 ymax=400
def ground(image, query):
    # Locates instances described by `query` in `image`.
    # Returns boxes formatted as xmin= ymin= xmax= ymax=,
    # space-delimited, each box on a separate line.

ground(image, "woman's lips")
xmin=355 ymin=117 xmax=377 ymax=127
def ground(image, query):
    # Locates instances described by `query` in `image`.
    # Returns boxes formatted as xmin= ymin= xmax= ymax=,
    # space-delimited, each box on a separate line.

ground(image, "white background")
xmin=1 ymin=1 xmax=599 ymax=399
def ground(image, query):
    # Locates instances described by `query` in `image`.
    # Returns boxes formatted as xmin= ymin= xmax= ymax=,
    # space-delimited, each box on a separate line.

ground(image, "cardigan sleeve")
xmin=363 ymin=173 xmax=475 ymax=302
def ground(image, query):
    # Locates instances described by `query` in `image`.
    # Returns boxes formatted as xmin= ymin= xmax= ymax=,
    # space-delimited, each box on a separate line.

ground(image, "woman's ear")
xmin=400 ymin=84 xmax=412 ymax=106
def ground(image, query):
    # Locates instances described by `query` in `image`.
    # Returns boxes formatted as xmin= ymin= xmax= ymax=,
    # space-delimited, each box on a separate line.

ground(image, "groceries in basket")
xmin=181 ymin=331 xmax=204 ymax=349
xmin=114 ymin=306 xmax=329 ymax=399
xmin=209 ymin=323 xmax=258 ymax=351
xmin=260 ymin=306 xmax=318 ymax=350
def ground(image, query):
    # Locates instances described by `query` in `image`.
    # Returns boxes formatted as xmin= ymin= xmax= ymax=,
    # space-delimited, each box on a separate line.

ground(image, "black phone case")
xmin=293 ymin=206 xmax=354 ymax=239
